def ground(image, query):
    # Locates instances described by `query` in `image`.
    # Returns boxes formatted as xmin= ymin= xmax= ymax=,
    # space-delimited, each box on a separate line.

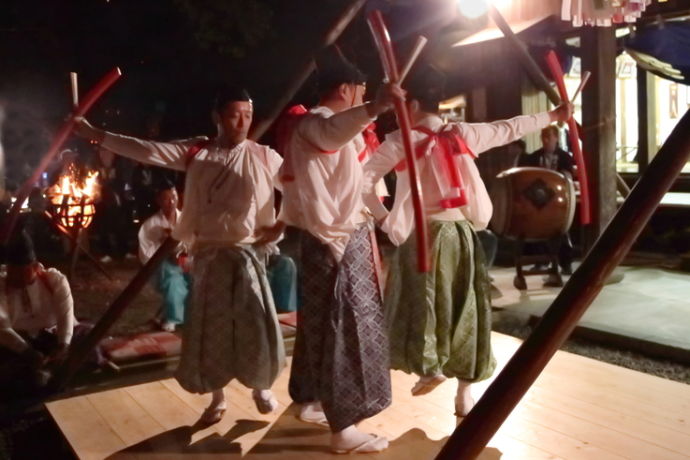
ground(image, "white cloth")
xmin=278 ymin=104 xmax=375 ymax=261
xmin=363 ymin=112 xmax=552 ymax=246
xmin=138 ymin=209 xmax=181 ymax=264
xmin=562 ymin=0 xmax=650 ymax=27
xmin=102 ymin=134 xmax=283 ymax=250
xmin=0 ymin=266 xmax=75 ymax=353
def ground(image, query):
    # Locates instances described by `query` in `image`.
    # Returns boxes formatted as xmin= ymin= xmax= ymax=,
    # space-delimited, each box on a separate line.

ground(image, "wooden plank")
xmin=530 ymin=371 xmax=690 ymax=434
xmin=516 ymin=399 xmax=688 ymax=460
xmin=522 ymin=384 xmax=690 ymax=455
xmin=540 ymin=354 xmax=690 ymax=415
xmin=86 ymin=388 xmax=165 ymax=446
xmin=159 ymin=378 xmax=286 ymax=455
xmin=384 ymin=373 xmax=625 ymax=460
xmin=124 ymin=381 xmax=200 ymax=430
xmin=47 ymin=333 xmax=690 ymax=459
xmin=46 ymin=396 xmax=127 ymax=460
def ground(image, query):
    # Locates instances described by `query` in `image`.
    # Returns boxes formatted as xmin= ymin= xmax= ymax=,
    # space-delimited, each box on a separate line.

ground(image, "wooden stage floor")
xmin=46 ymin=333 xmax=690 ymax=459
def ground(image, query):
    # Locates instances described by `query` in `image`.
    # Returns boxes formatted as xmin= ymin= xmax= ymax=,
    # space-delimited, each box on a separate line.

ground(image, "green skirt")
xmin=385 ymin=220 xmax=496 ymax=382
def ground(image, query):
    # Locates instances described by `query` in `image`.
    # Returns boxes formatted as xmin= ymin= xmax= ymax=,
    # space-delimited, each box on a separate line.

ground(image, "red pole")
xmin=367 ymin=10 xmax=430 ymax=272
xmin=545 ymin=50 xmax=592 ymax=225
xmin=0 ymin=68 xmax=122 ymax=244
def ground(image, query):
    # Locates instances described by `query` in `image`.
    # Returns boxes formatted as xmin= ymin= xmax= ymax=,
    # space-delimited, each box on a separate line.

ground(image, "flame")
xmin=46 ymin=167 xmax=100 ymax=230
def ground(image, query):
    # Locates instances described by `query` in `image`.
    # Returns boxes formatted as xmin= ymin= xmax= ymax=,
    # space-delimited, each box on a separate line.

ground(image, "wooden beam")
xmin=249 ymin=0 xmax=367 ymax=141
xmin=435 ymin=107 xmax=690 ymax=460
xmin=51 ymin=237 xmax=179 ymax=390
xmin=581 ymin=27 xmax=618 ymax=249
xmin=488 ymin=5 xmax=561 ymax=106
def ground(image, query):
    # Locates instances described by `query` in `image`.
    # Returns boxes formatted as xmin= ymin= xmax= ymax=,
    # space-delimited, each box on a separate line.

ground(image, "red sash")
xmin=358 ymin=123 xmax=380 ymax=163
xmin=184 ymin=140 xmax=211 ymax=168
xmin=395 ymin=125 xmax=475 ymax=209
xmin=275 ymin=105 xmax=339 ymax=183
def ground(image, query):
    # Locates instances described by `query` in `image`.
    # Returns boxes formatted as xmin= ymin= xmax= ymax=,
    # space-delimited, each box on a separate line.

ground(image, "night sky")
xmin=0 ymin=0 xmax=462 ymax=185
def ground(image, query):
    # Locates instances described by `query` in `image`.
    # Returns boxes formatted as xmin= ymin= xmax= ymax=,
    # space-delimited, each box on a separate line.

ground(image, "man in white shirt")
xmin=0 ymin=231 xmax=75 ymax=392
xmin=362 ymin=67 xmax=572 ymax=417
xmin=278 ymin=48 xmax=402 ymax=454
xmin=138 ymin=181 xmax=190 ymax=332
xmin=75 ymin=86 xmax=285 ymax=424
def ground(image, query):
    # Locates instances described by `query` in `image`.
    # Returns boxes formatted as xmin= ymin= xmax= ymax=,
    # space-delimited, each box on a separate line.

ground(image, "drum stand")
xmin=513 ymin=237 xmax=563 ymax=290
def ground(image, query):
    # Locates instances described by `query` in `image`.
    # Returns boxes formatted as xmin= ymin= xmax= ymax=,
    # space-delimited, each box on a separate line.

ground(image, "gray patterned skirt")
xmin=175 ymin=246 xmax=285 ymax=394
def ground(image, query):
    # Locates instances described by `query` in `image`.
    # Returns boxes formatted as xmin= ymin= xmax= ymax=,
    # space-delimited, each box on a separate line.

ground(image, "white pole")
xmin=399 ymin=36 xmax=428 ymax=84
xmin=70 ymin=72 xmax=79 ymax=108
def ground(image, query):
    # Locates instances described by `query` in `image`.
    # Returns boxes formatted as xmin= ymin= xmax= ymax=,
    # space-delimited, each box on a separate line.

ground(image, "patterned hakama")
xmin=175 ymin=246 xmax=285 ymax=394
xmin=289 ymin=225 xmax=392 ymax=432
xmin=385 ymin=220 xmax=496 ymax=382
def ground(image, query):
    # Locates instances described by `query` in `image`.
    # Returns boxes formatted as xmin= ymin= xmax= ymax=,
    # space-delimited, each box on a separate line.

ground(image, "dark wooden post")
xmin=249 ymin=0 xmax=367 ymax=141
xmin=435 ymin=108 xmax=690 ymax=460
xmin=51 ymin=237 xmax=179 ymax=389
xmin=637 ymin=66 xmax=655 ymax=174
xmin=488 ymin=6 xmax=561 ymax=106
xmin=581 ymin=27 xmax=618 ymax=250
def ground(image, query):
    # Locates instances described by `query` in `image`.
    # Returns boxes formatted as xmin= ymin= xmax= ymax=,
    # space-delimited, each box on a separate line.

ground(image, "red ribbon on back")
xmin=358 ymin=123 xmax=380 ymax=163
xmin=396 ymin=126 xmax=474 ymax=209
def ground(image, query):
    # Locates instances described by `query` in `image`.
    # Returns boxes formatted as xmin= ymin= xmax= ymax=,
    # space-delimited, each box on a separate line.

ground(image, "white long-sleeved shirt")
xmin=363 ymin=112 xmax=552 ymax=246
xmin=278 ymin=104 xmax=375 ymax=260
xmin=0 ymin=266 xmax=75 ymax=353
xmin=101 ymin=134 xmax=282 ymax=250
xmin=138 ymin=209 xmax=181 ymax=264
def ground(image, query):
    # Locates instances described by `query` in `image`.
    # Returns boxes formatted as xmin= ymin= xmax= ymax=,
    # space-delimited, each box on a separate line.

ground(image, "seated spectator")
xmin=518 ymin=125 xmax=575 ymax=175
xmin=517 ymin=125 xmax=575 ymax=275
xmin=0 ymin=231 xmax=77 ymax=393
xmin=138 ymin=181 xmax=190 ymax=332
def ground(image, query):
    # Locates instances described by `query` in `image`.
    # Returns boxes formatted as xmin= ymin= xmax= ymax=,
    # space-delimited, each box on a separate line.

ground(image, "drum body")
xmin=490 ymin=167 xmax=575 ymax=241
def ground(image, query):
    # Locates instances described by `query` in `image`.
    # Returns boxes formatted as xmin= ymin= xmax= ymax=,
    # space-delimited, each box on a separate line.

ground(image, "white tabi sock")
xmin=331 ymin=425 xmax=389 ymax=453
xmin=298 ymin=401 xmax=328 ymax=426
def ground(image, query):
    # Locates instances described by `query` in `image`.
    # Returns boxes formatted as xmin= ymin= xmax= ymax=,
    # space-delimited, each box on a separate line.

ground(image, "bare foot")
xmin=455 ymin=381 xmax=475 ymax=417
xmin=411 ymin=374 xmax=447 ymax=396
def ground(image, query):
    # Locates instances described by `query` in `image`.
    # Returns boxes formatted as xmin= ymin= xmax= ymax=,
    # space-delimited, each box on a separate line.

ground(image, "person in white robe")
xmin=362 ymin=67 xmax=573 ymax=417
xmin=75 ymin=86 xmax=285 ymax=425
xmin=138 ymin=182 xmax=190 ymax=331
xmin=277 ymin=48 xmax=403 ymax=454
xmin=0 ymin=231 xmax=76 ymax=393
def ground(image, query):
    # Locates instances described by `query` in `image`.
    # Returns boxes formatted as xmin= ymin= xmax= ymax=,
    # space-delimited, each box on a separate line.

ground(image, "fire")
xmin=46 ymin=167 xmax=100 ymax=230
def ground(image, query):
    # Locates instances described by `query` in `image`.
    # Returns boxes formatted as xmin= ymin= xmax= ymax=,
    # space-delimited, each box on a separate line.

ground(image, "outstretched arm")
xmin=298 ymin=83 xmax=404 ymax=152
xmin=457 ymin=103 xmax=573 ymax=155
xmin=75 ymin=118 xmax=198 ymax=171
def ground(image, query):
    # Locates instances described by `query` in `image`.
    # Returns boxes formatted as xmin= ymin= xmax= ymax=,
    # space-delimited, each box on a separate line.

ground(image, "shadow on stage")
xmin=106 ymin=403 xmax=503 ymax=459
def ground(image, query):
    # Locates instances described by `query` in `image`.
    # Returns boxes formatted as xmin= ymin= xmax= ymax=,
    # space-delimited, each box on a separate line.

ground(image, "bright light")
xmin=458 ymin=0 xmax=488 ymax=19
xmin=457 ymin=0 xmax=510 ymax=19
